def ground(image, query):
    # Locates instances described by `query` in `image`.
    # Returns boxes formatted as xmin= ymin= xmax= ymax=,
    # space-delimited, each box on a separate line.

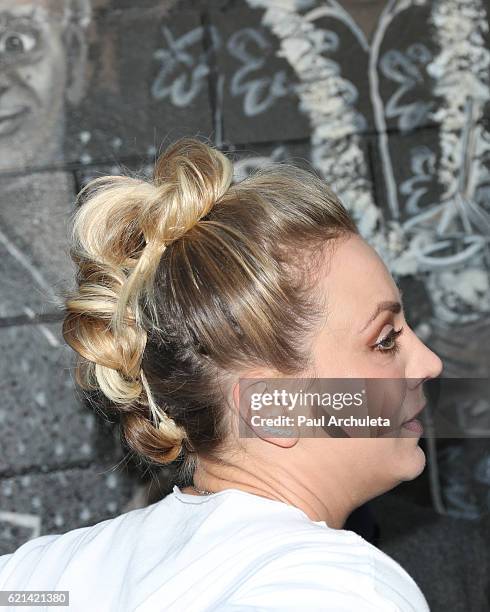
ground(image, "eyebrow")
xmin=359 ymin=289 xmax=404 ymax=334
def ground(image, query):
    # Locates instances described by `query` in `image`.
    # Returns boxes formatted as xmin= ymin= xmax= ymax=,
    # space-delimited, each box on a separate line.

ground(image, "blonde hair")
xmin=62 ymin=137 xmax=358 ymax=475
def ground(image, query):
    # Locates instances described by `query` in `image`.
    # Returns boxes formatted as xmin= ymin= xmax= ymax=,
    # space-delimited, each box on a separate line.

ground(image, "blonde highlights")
xmin=61 ymin=137 xmax=358 ymax=470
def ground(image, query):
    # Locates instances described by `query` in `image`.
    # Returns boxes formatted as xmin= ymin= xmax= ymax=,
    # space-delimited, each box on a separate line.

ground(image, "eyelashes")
xmin=374 ymin=326 xmax=404 ymax=355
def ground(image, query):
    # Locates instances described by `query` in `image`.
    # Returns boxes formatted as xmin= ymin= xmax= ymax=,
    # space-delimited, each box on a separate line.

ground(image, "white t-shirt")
xmin=0 ymin=485 xmax=429 ymax=611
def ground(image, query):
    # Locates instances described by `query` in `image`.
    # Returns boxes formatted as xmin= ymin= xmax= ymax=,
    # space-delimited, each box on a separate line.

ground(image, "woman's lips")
xmin=402 ymin=417 xmax=424 ymax=435
xmin=0 ymin=106 xmax=30 ymax=136
xmin=403 ymin=402 xmax=427 ymax=424
xmin=400 ymin=402 xmax=427 ymax=435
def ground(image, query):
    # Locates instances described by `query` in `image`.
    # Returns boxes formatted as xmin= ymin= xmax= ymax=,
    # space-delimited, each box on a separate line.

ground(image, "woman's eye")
xmin=374 ymin=327 xmax=404 ymax=354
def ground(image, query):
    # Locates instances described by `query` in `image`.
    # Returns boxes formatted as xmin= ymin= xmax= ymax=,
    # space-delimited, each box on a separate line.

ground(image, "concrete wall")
xmin=1 ymin=0 xmax=489 ymax=554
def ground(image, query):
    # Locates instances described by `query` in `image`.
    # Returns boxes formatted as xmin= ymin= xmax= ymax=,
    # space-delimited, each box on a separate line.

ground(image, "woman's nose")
xmin=406 ymin=327 xmax=444 ymax=382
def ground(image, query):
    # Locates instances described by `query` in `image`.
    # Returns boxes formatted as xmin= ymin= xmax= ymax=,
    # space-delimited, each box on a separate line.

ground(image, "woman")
xmin=0 ymin=137 xmax=442 ymax=611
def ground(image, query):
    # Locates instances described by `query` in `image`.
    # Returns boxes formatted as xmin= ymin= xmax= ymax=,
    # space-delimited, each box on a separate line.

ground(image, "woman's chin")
xmin=398 ymin=443 xmax=427 ymax=482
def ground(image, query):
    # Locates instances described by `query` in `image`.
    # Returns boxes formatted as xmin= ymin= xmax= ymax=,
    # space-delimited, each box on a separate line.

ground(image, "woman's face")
xmin=305 ymin=233 xmax=443 ymax=496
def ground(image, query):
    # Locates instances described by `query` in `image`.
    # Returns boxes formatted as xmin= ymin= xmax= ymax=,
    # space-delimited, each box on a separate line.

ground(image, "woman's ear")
xmin=232 ymin=376 xmax=299 ymax=449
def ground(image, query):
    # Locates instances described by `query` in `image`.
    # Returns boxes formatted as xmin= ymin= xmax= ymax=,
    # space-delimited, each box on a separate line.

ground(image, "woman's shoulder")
xmin=203 ymin=489 xmax=429 ymax=611
xmin=0 ymin=495 xmax=169 ymax=593
xmin=221 ymin=529 xmax=430 ymax=612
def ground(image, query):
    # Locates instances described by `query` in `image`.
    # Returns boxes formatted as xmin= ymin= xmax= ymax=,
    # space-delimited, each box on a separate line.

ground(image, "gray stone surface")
xmin=210 ymin=4 xmax=310 ymax=145
xmin=0 ymin=321 xmax=122 ymax=476
xmin=0 ymin=172 xmax=77 ymax=319
xmin=0 ymin=462 xmax=136 ymax=555
xmin=227 ymin=140 xmax=312 ymax=181
xmin=68 ymin=4 xmax=214 ymax=167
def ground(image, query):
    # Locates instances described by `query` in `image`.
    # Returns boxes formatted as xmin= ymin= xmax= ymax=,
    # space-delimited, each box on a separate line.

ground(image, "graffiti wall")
xmin=1 ymin=0 xmax=489 ymax=554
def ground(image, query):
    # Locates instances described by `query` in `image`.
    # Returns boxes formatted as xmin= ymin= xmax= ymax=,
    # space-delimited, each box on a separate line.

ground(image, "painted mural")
xmin=0 ymin=0 xmax=489 ymax=559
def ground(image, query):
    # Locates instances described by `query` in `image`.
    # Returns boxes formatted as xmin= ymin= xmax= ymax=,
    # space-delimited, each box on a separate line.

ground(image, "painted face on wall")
xmin=0 ymin=0 xmax=87 ymax=172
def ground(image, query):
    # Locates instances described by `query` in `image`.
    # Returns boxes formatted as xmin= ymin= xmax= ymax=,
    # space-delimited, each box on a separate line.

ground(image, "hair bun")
xmin=152 ymin=137 xmax=234 ymax=242
xmin=62 ymin=137 xmax=233 ymax=464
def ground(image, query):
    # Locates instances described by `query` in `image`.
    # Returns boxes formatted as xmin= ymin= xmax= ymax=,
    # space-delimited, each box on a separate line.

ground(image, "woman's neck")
xmin=187 ymin=454 xmax=359 ymax=529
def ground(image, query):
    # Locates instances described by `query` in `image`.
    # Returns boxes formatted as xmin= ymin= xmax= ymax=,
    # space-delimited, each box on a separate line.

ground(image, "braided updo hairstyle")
xmin=61 ymin=137 xmax=358 ymax=477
